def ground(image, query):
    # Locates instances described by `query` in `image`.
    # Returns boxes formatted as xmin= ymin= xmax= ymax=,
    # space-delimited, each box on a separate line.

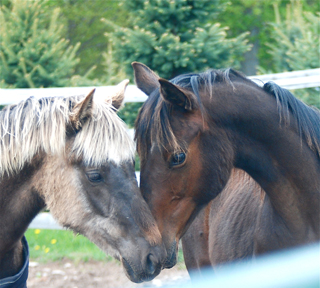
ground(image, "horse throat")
xmin=0 ymin=160 xmax=45 ymax=278
xmin=0 ymin=239 xmax=25 ymax=279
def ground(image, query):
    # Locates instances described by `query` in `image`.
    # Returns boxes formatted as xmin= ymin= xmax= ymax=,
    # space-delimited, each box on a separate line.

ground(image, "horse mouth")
xmin=163 ymin=241 xmax=177 ymax=269
xmin=121 ymin=257 xmax=160 ymax=283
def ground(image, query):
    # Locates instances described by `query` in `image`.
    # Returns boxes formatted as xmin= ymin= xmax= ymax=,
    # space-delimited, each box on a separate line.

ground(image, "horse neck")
xmin=0 ymin=158 xmax=45 ymax=277
xmin=208 ymin=82 xmax=320 ymax=237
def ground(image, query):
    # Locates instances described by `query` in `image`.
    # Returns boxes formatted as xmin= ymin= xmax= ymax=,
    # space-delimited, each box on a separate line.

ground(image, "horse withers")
xmin=0 ymin=80 xmax=166 ymax=287
xmin=132 ymin=62 xmax=320 ymax=271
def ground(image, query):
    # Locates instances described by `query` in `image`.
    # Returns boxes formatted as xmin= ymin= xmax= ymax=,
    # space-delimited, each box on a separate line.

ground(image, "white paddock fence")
xmin=0 ymin=68 xmax=319 ymax=106
xmin=1 ymin=68 xmax=319 ymax=230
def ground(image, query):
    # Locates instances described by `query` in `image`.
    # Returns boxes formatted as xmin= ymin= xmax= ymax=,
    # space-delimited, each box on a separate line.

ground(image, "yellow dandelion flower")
xmin=35 ymin=245 xmax=40 ymax=251
xmin=51 ymin=239 xmax=57 ymax=245
xmin=45 ymin=247 xmax=50 ymax=253
xmin=34 ymin=229 xmax=41 ymax=234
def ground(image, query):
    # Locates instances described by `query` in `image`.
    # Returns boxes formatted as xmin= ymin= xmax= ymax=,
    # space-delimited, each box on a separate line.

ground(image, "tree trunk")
xmin=240 ymin=26 xmax=259 ymax=76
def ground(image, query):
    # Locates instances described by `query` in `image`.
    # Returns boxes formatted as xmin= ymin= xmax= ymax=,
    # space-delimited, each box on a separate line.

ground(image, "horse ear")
xmin=132 ymin=62 xmax=160 ymax=96
xmin=71 ymin=89 xmax=95 ymax=131
xmin=159 ymin=79 xmax=194 ymax=111
xmin=111 ymin=79 xmax=129 ymax=111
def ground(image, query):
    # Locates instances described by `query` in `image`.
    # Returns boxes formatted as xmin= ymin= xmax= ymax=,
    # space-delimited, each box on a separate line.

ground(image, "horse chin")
xmin=163 ymin=241 xmax=178 ymax=269
xmin=121 ymin=258 xmax=142 ymax=283
xmin=121 ymin=257 xmax=160 ymax=283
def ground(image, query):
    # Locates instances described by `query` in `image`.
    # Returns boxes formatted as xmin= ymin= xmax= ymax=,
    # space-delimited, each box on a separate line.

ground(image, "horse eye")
xmin=87 ymin=172 xmax=103 ymax=182
xmin=170 ymin=152 xmax=186 ymax=166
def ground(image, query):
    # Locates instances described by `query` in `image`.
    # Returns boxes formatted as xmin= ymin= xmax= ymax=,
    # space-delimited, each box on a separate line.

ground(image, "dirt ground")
xmin=27 ymin=259 xmax=190 ymax=288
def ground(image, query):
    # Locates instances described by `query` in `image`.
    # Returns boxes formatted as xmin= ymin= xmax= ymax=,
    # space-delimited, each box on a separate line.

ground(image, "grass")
xmin=25 ymin=228 xmax=185 ymax=268
xmin=25 ymin=228 xmax=112 ymax=263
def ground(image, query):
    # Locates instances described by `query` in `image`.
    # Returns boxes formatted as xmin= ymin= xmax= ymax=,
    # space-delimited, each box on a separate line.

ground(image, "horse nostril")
xmin=146 ymin=253 xmax=157 ymax=275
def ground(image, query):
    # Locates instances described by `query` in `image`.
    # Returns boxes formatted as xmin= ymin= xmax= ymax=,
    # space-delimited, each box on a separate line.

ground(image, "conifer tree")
xmin=0 ymin=0 xmax=90 ymax=88
xmin=104 ymin=0 xmax=252 ymax=128
xmin=105 ymin=0 xmax=251 ymax=80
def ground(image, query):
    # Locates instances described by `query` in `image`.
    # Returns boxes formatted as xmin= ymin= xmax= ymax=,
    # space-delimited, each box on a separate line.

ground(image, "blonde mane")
xmin=0 ymin=95 xmax=135 ymax=176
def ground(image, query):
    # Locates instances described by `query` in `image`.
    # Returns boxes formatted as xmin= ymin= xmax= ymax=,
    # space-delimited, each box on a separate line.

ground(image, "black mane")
xmin=264 ymin=81 xmax=320 ymax=157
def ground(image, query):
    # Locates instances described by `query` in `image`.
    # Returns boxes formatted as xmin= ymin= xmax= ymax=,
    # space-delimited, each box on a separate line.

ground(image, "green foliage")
xmin=105 ymin=0 xmax=251 ymax=80
xmin=215 ymin=0 xmax=319 ymax=73
xmin=215 ymin=0 xmax=279 ymax=72
xmin=100 ymin=43 xmax=128 ymax=85
xmin=118 ymin=102 xmax=143 ymax=128
xmin=265 ymin=0 xmax=320 ymax=108
xmin=267 ymin=1 xmax=319 ymax=71
xmin=0 ymin=0 xmax=11 ymax=8
xmin=101 ymin=43 xmax=139 ymax=127
xmin=0 ymin=0 xmax=93 ymax=88
xmin=45 ymin=0 xmax=129 ymax=79
xmin=294 ymin=88 xmax=320 ymax=109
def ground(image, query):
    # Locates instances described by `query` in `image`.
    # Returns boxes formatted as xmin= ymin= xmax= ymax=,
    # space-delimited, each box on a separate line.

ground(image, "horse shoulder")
xmin=182 ymin=203 xmax=212 ymax=277
xmin=208 ymin=171 xmax=263 ymax=266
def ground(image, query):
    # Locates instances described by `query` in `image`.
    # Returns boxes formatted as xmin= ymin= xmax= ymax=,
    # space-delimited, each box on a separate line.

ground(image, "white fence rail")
xmin=29 ymin=212 xmax=62 ymax=230
xmin=248 ymin=68 xmax=320 ymax=90
xmin=0 ymin=83 xmax=147 ymax=105
xmin=0 ymin=68 xmax=318 ymax=230
xmin=0 ymin=68 xmax=319 ymax=106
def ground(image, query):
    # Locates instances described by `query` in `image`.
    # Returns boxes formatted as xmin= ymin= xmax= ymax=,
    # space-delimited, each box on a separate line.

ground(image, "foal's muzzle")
xmin=121 ymin=245 xmax=165 ymax=283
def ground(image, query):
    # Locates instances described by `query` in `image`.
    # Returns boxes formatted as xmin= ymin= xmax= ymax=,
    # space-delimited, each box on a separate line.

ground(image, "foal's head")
xmin=133 ymin=63 xmax=231 ymax=268
xmin=0 ymin=80 xmax=165 ymax=282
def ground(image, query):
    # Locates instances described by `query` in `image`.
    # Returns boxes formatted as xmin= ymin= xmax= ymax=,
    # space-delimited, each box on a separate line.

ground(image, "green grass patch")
xmin=25 ymin=228 xmax=112 ymax=263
